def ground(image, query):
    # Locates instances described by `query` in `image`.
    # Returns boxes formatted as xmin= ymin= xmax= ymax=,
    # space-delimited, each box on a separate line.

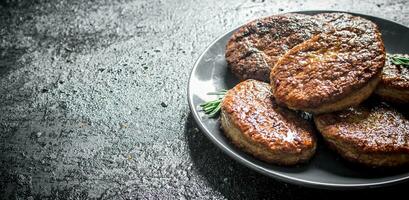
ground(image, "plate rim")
xmin=187 ymin=9 xmax=409 ymax=189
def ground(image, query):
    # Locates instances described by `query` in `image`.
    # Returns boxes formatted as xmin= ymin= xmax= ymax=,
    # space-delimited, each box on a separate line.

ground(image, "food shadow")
xmin=0 ymin=47 xmax=28 ymax=78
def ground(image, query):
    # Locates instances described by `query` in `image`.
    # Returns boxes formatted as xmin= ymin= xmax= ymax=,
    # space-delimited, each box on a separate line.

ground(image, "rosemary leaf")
xmin=208 ymin=103 xmax=222 ymax=117
xmin=207 ymin=90 xmax=228 ymax=95
xmin=200 ymin=90 xmax=226 ymax=118
xmin=390 ymin=55 xmax=409 ymax=66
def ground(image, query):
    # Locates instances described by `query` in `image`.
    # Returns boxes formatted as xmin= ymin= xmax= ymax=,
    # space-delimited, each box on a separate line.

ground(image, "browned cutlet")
xmin=313 ymin=12 xmax=366 ymax=30
xmin=375 ymin=53 xmax=409 ymax=104
xmin=314 ymin=102 xmax=409 ymax=167
xmin=225 ymin=13 xmax=324 ymax=82
xmin=220 ymin=79 xmax=316 ymax=165
xmin=270 ymin=13 xmax=385 ymax=114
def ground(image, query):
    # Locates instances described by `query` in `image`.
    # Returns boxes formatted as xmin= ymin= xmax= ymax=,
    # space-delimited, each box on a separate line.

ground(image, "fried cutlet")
xmin=270 ymin=13 xmax=385 ymax=114
xmin=220 ymin=79 xmax=316 ymax=165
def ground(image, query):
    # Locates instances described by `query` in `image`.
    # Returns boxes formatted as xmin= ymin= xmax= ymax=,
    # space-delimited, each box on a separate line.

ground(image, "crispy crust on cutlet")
xmin=375 ymin=85 xmax=409 ymax=104
xmin=375 ymin=54 xmax=409 ymax=104
xmin=221 ymin=110 xmax=316 ymax=165
xmin=220 ymin=80 xmax=316 ymax=165
xmin=314 ymin=102 xmax=409 ymax=167
xmin=290 ymin=73 xmax=381 ymax=114
xmin=225 ymin=13 xmax=324 ymax=82
xmin=321 ymin=134 xmax=409 ymax=167
xmin=270 ymin=15 xmax=385 ymax=113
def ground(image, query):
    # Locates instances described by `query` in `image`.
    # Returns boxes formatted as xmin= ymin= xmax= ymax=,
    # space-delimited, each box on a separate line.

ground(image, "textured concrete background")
xmin=1 ymin=0 xmax=409 ymax=199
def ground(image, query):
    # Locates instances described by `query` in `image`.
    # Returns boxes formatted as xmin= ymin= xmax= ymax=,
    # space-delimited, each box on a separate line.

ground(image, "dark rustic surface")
xmin=1 ymin=0 xmax=408 ymax=199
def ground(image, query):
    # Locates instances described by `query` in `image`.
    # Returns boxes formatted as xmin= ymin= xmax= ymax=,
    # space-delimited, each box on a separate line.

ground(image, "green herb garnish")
xmin=200 ymin=90 xmax=227 ymax=118
xmin=390 ymin=55 xmax=409 ymax=66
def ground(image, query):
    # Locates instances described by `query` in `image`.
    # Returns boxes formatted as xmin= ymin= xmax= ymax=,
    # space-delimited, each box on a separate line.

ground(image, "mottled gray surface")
xmin=0 ymin=0 xmax=408 ymax=199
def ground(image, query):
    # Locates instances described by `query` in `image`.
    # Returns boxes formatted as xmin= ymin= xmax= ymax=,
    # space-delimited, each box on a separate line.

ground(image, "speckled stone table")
xmin=1 ymin=0 xmax=409 ymax=199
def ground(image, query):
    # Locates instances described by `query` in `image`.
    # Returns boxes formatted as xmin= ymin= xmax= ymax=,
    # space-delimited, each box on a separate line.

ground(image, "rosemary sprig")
xmin=200 ymin=89 xmax=227 ymax=118
xmin=390 ymin=55 xmax=409 ymax=67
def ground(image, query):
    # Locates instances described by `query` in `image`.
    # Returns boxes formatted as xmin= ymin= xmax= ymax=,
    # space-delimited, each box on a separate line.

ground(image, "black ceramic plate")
xmin=187 ymin=10 xmax=409 ymax=189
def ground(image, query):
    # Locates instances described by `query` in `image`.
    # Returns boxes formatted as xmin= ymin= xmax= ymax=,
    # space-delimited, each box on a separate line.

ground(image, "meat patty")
xmin=225 ymin=13 xmax=324 ymax=82
xmin=314 ymin=101 xmax=409 ymax=167
xmin=313 ymin=12 xmax=364 ymax=30
xmin=220 ymin=79 xmax=316 ymax=165
xmin=270 ymin=13 xmax=385 ymax=114
xmin=375 ymin=53 xmax=409 ymax=104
